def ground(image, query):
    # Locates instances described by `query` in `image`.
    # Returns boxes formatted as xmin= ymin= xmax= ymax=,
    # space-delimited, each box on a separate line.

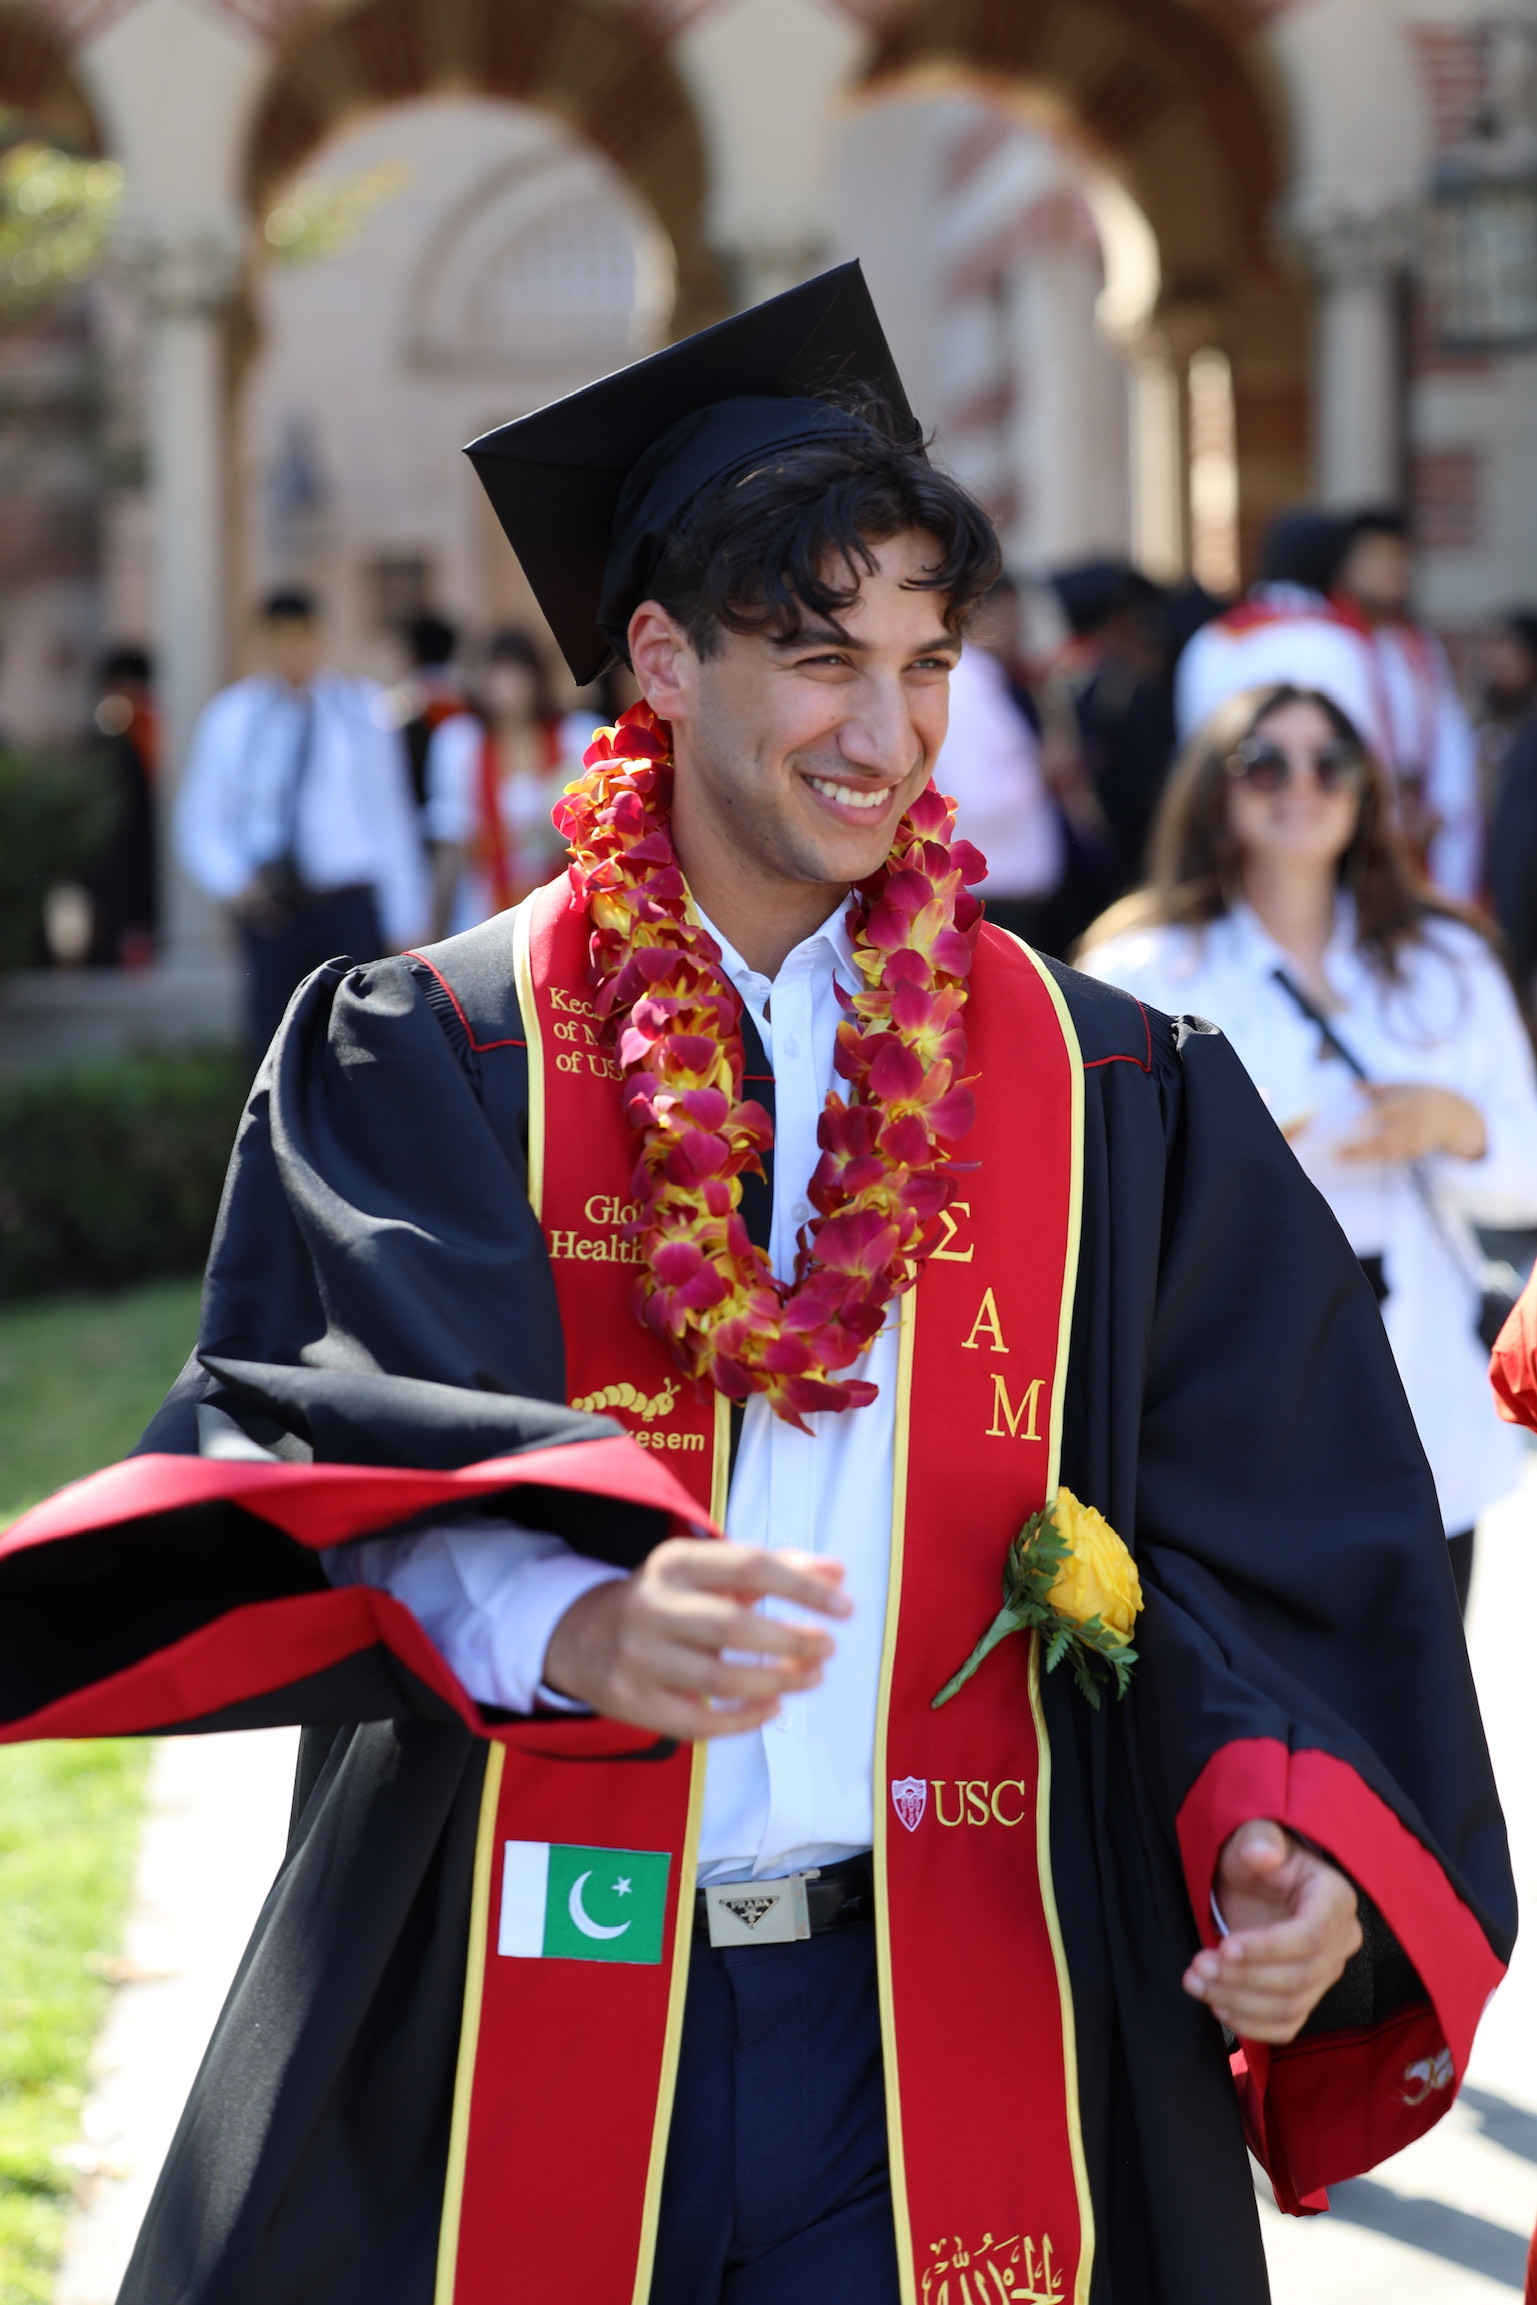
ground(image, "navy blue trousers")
xmin=651 ymin=1924 xmax=900 ymax=2304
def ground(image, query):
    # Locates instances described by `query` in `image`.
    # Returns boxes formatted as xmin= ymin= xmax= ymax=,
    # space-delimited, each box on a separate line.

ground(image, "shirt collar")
xmin=693 ymin=893 xmax=859 ymax=1006
xmin=1228 ymin=890 xmax=1361 ymax=986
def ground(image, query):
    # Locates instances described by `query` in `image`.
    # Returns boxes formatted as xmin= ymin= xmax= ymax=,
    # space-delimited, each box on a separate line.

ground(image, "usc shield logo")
xmin=891 ymin=1777 xmax=928 ymax=1833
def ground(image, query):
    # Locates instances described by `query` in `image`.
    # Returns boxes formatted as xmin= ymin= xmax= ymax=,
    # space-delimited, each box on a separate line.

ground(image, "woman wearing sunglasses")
xmin=1080 ymin=681 xmax=1537 ymax=1612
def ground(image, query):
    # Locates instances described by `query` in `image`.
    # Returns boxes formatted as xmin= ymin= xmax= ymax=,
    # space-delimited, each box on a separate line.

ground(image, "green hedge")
xmin=0 ymin=1048 xmax=245 ymax=1299
xmin=0 ymin=752 xmax=118 ymax=975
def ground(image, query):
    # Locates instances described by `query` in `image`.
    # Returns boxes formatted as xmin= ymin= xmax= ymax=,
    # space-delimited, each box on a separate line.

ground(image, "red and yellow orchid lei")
xmin=553 ymin=701 xmax=986 ymax=1430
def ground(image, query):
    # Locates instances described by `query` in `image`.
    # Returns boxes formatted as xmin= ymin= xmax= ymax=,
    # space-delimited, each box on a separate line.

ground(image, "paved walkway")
xmin=49 ymin=1459 xmax=1537 ymax=2301
xmin=52 ymin=1728 xmax=299 ymax=2305
xmin=1262 ymin=1461 xmax=1537 ymax=2301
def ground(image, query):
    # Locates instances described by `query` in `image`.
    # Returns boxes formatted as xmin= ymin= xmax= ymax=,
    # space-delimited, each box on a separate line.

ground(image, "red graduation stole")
xmin=434 ymin=875 xmax=1093 ymax=2305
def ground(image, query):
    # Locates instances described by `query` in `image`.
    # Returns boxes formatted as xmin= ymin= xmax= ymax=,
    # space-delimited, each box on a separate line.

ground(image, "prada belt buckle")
xmin=704 ymin=1870 xmax=818 ymax=1947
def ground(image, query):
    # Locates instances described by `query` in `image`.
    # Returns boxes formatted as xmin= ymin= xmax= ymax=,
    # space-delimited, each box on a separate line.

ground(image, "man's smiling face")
xmin=631 ymin=530 xmax=959 ymax=933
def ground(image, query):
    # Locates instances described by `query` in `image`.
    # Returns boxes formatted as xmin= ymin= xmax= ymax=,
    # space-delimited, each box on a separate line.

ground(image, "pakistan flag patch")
xmin=497 ymin=1840 xmax=672 ymax=1965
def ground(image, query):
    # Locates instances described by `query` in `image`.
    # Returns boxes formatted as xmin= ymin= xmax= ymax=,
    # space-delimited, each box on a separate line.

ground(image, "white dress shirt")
xmin=935 ymin=645 xmax=1063 ymax=898
xmin=175 ymin=670 xmax=428 ymax=948
xmin=1083 ymin=901 xmax=1537 ymax=1532
xmin=328 ymin=899 xmax=898 ymax=1881
xmin=421 ymin=714 xmax=577 ymax=932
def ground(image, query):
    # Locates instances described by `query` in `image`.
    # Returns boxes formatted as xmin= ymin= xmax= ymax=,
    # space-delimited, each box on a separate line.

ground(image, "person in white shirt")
xmin=1081 ymin=680 xmax=1537 ymax=1609
xmin=1330 ymin=507 xmax=1483 ymax=899
xmin=421 ymin=629 xmax=575 ymax=935
xmin=175 ymin=588 xmax=428 ymax=1067
xmin=933 ymin=604 xmax=1063 ymax=941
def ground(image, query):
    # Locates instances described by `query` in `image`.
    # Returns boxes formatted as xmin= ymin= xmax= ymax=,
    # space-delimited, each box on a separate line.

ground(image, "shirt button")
xmin=794 ymin=1200 xmax=813 ymax=1224
xmin=785 ymin=1035 xmax=800 ymax=1058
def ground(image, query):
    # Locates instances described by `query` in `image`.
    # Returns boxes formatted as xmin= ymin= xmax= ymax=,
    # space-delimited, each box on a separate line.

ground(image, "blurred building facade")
xmin=0 ymin=0 xmax=1527 ymax=965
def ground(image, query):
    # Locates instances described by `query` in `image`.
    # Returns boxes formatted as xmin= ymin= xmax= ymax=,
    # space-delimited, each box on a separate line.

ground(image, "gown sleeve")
xmin=1490 ymin=1265 xmax=1537 ymax=1426
xmin=1112 ymin=997 xmax=1512 ymax=2212
xmin=0 ymin=953 xmax=706 ymax=1748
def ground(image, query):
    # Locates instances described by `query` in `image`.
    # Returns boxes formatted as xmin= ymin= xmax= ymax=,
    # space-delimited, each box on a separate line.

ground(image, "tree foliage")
xmin=262 ymin=161 xmax=411 ymax=267
xmin=0 ymin=136 xmax=121 ymax=322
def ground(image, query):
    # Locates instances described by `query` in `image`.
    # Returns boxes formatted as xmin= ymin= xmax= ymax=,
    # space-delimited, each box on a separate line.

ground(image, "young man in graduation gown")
xmin=0 ymin=269 xmax=1513 ymax=2305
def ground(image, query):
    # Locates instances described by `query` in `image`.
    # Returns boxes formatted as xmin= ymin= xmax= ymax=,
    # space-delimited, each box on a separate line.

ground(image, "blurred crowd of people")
xmin=939 ymin=506 xmax=1537 ymax=978
xmin=62 ymin=505 xmax=1537 ymax=1600
xmin=968 ymin=506 xmax=1537 ymax=1613
xmin=119 ymin=508 xmax=1537 ymax=1077
xmin=170 ymin=588 xmax=633 ymax=1068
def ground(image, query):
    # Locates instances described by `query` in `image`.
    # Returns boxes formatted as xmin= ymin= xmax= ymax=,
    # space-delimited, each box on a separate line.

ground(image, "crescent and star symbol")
xmin=567 ymin=1870 xmax=633 ymax=1940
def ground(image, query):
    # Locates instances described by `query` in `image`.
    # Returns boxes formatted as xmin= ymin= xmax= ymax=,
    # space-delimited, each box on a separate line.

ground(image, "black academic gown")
xmin=0 ymin=916 xmax=1512 ymax=2305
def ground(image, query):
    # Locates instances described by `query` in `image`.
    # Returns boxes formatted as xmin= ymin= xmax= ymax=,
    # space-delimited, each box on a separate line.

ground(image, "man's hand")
xmin=542 ymin=1538 xmax=851 ymax=1741
xmin=1182 ymin=1819 xmax=1363 ymax=2043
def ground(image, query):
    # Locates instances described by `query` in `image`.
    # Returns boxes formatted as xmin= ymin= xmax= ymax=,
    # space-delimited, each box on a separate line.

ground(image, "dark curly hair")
xmin=645 ymin=402 xmax=1001 ymax=659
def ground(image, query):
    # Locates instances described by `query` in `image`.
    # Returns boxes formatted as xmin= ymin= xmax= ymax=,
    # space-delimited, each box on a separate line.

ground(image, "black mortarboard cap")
xmin=464 ymin=262 xmax=917 ymax=685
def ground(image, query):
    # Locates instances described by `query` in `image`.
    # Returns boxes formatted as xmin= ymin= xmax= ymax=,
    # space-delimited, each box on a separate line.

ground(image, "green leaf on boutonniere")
xmin=932 ymin=1494 xmax=1141 ymax=1712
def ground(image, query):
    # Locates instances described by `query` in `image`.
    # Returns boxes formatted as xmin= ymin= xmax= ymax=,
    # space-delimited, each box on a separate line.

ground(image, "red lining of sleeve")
xmin=404 ymin=948 xmax=526 ymax=1053
xmin=0 ymin=1583 xmax=669 ymax=1756
xmin=0 ymin=1437 xmax=716 ymax=1561
xmin=1177 ymin=1737 xmax=1504 ymax=2212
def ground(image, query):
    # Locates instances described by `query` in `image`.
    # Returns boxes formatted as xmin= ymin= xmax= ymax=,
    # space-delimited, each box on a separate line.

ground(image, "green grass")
xmin=0 ymin=1742 xmax=150 ymax=2302
xmin=0 ymin=1279 xmax=200 ymax=2300
xmin=0 ymin=1277 xmax=201 ymax=1524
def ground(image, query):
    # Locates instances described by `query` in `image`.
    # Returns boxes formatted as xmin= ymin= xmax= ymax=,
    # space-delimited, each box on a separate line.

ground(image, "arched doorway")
xmin=852 ymin=0 xmax=1308 ymax=583
xmin=244 ymin=91 xmax=678 ymax=683
xmin=232 ymin=0 xmax=720 ymax=682
xmin=246 ymin=0 xmax=719 ymax=335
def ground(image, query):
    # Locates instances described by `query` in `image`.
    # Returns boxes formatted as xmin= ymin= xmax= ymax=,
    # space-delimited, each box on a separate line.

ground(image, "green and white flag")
xmin=498 ymin=1840 xmax=672 ymax=1965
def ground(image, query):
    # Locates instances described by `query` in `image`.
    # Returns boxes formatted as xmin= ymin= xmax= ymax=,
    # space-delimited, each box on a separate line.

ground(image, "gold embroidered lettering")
xmin=932 ymin=1780 xmax=966 ymax=1827
xmin=962 ymin=1287 xmax=1009 ymax=1353
xmin=987 ymin=1374 xmax=1044 ymax=1441
xmin=932 ymin=1201 xmax=976 ymax=1262
xmin=990 ymin=1781 xmax=1028 ymax=1827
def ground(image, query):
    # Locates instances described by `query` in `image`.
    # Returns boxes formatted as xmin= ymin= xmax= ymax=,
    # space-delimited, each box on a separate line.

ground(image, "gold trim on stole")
xmin=1007 ymin=934 xmax=1095 ymax=2305
xmin=511 ymin=895 xmax=545 ymax=1221
xmin=630 ymin=1418 xmax=725 ymax=2294
xmin=433 ymin=1742 xmax=506 ymax=2305
xmin=873 ymin=1289 xmax=918 ymax=2303
xmin=629 ymin=1743 xmax=707 ymax=2303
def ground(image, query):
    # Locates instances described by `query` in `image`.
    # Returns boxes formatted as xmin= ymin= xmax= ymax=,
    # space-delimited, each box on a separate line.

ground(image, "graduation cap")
xmin=464 ymin=261 xmax=917 ymax=685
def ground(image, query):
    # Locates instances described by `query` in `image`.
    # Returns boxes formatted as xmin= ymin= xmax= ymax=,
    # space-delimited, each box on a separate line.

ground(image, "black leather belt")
xmin=695 ymin=1853 xmax=874 ymax=1946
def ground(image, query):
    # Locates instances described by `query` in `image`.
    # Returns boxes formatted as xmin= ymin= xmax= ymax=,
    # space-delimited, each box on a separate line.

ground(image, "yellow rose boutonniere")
xmin=932 ymin=1487 xmax=1144 ymax=1712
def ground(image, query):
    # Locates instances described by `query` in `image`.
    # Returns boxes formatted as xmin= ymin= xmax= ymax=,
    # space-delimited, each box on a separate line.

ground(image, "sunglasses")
xmin=1223 ymin=739 xmax=1366 ymax=795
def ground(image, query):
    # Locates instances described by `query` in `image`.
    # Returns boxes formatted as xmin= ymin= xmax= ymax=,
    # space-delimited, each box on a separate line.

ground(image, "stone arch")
xmin=857 ymin=0 xmax=1310 ymax=575
xmin=0 ymin=3 xmax=99 ymax=149
xmin=245 ymin=0 xmax=720 ymax=335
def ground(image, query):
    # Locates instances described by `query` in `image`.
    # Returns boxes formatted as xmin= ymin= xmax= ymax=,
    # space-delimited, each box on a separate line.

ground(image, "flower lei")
xmin=553 ymin=700 xmax=986 ymax=1431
